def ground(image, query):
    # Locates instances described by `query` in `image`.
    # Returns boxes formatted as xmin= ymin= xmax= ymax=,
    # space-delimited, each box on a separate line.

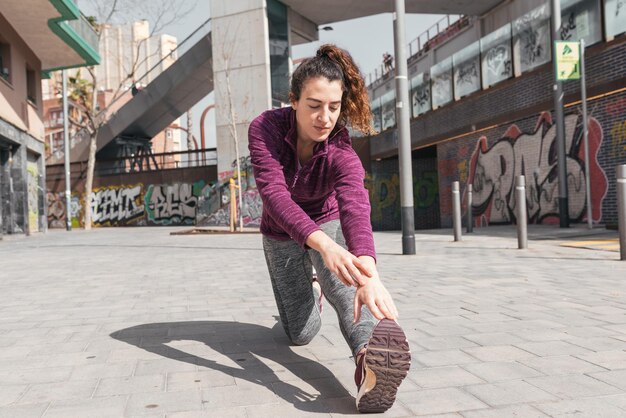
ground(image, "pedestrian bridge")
xmin=95 ymin=20 xmax=214 ymax=162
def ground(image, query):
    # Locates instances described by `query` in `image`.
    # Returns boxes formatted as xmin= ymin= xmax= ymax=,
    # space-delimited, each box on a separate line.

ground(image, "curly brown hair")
xmin=289 ymin=44 xmax=374 ymax=135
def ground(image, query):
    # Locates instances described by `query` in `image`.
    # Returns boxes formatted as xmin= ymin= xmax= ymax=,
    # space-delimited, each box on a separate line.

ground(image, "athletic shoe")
xmin=355 ymin=319 xmax=411 ymax=413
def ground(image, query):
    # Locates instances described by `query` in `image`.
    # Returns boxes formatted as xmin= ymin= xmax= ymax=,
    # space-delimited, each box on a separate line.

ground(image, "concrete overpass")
xmin=281 ymin=0 xmax=507 ymax=25
xmin=94 ymin=25 xmax=213 ymax=163
xmin=90 ymin=1 xmax=508 ymax=173
xmin=210 ymin=0 xmax=508 ymax=176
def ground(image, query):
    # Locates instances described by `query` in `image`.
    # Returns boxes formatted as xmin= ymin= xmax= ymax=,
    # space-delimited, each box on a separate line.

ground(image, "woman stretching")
xmin=248 ymin=44 xmax=411 ymax=413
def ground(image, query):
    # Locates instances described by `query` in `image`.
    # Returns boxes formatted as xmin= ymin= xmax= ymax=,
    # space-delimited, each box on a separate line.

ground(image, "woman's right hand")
xmin=306 ymin=230 xmax=372 ymax=287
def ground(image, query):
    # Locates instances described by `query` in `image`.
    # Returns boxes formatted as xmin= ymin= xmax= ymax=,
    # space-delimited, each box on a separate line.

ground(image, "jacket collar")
xmin=283 ymin=107 xmax=349 ymax=157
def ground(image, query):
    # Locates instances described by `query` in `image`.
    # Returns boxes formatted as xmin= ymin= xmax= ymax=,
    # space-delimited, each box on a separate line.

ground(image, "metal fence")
xmin=46 ymin=148 xmax=217 ymax=180
xmin=366 ymin=14 xmax=465 ymax=86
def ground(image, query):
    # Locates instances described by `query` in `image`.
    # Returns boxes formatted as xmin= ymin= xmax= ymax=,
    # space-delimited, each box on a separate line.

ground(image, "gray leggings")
xmin=262 ymin=220 xmax=377 ymax=357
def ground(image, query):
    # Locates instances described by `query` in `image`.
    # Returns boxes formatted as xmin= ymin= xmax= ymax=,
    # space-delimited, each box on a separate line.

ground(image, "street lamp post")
xmin=62 ymin=70 xmax=71 ymax=231
xmin=393 ymin=0 xmax=416 ymax=254
xmin=551 ymin=0 xmax=570 ymax=227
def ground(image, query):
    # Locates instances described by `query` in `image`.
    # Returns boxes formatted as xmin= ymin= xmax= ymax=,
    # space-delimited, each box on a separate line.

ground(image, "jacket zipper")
xmin=290 ymin=169 xmax=300 ymax=190
xmin=290 ymin=130 xmax=337 ymax=191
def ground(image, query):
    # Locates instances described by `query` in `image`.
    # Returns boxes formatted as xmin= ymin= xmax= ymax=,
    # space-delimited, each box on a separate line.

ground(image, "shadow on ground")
xmin=110 ymin=320 xmax=355 ymax=414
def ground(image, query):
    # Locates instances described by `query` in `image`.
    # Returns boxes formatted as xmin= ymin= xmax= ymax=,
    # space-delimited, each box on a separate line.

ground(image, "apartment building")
xmin=0 ymin=0 xmax=99 ymax=236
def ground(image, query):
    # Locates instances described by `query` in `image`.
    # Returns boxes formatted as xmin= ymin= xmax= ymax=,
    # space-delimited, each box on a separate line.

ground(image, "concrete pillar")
xmin=209 ymin=0 xmax=273 ymax=180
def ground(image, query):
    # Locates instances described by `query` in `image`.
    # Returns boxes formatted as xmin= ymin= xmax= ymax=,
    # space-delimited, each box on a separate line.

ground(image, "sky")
xmin=76 ymin=1 xmax=445 ymax=149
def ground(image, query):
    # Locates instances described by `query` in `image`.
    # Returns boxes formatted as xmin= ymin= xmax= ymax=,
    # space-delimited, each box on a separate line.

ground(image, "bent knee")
xmin=289 ymin=333 xmax=314 ymax=346
xmin=288 ymin=321 xmax=321 ymax=346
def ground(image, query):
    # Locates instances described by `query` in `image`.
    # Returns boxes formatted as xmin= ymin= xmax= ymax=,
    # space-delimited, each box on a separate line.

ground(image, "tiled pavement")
xmin=0 ymin=225 xmax=625 ymax=417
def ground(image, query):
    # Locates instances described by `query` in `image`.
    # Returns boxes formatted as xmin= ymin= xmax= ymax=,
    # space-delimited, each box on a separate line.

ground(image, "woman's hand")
xmin=353 ymin=259 xmax=399 ymax=322
xmin=306 ymin=230 xmax=373 ymax=287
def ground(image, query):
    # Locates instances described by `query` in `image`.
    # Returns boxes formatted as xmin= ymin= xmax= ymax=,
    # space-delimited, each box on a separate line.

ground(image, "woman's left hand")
xmin=353 ymin=267 xmax=399 ymax=322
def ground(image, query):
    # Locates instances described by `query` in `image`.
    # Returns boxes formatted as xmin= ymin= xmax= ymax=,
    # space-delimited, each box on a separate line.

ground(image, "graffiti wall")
xmin=89 ymin=184 xmax=145 ymax=226
xmin=468 ymin=112 xmax=606 ymax=225
xmin=198 ymin=155 xmax=262 ymax=227
xmin=367 ymin=155 xmax=441 ymax=231
xmin=47 ymin=157 xmax=262 ymax=228
xmin=437 ymin=90 xmax=626 ymax=227
xmin=47 ymin=192 xmax=82 ymax=229
xmin=26 ymin=161 xmax=39 ymax=233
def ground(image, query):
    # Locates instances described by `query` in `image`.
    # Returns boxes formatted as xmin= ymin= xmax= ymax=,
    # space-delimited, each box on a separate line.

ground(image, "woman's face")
xmin=292 ymin=76 xmax=343 ymax=144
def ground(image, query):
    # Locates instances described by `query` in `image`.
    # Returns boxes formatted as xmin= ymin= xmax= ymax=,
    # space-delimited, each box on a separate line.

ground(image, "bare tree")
xmin=219 ymin=21 xmax=249 ymax=232
xmin=62 ymin=0 xmax=196 ymax=229
xmin=223 ymin=58 xmax=243 ymax=232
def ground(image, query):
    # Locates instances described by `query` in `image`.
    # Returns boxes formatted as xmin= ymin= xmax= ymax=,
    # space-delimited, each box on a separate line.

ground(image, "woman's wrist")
xmin=306 ymin=230 xmax=334 ymax=254
xmin=356 ymin=255 xmax=379 ymax=285
xmin=357 ymin=255 xmax=376 ymax=270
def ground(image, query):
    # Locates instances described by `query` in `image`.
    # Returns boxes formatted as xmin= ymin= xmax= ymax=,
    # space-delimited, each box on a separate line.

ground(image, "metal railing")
xmin=46 ymin=148 xmax=217 ymax=179
xmin=134 ymin=18 xmax=211 ymax=89
xmin=102 ymin=17 xmax=212 ymax=113
xmin=366 ymin=14 xmax=466 ymax=86
xmin=95 ymin=148 xmax=217 ymax=176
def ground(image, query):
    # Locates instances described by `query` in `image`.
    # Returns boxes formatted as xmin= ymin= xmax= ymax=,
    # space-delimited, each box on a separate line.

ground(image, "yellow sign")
xmin=555 ymin=41 xmax=580 ymax=80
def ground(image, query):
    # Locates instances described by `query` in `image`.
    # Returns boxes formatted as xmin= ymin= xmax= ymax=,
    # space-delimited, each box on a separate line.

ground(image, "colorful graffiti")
xmin=609 ymin=120 xmax=626 ymax=160
xmin=90 ymin=184 xmax=145 ymax=226
xmin=47 ymin=192 xmax=83 ymax=229
xmin=203 ymin=156 xmax=262 ymax=227
xmin=468 ymin=112 xmax=608 ymax=225
xmin=44 ymin=156 xmax=264 ymax=229
xmin=26 ymin=161 xmax=39 ymax=232
xmin=366 ymin=173 xmax=400 ymax=223
xmin=47 ymin=192 xmax=65 ymax=228
xmin=366 ymin=158 xmax=440 ymax=230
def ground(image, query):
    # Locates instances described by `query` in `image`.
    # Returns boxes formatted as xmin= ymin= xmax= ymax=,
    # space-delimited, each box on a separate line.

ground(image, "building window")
xmin=26 ymin=66 xmax=36 ymax=104
xmin=0 ymin=38 xmax=11 ymax=83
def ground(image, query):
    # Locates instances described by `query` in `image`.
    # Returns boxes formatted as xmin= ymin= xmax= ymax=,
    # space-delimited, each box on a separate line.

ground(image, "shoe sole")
xmin=356 ymin=319 xmax=411 ymax=413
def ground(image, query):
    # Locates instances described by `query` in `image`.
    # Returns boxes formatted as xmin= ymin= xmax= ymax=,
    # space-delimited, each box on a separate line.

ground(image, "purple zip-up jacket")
xmin=248 ymin=107 xmax=376 ymax=260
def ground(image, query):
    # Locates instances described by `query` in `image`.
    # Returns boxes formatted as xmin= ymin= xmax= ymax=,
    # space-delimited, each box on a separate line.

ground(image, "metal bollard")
xmin=452 ymin=181 xmax=462 ymax=241
xmin=618 ymin=165 xmax=626 ymax=260
xmin=466 ymin=184 xmax=473 ymax=233
xmin=516 ymin=175 xmax=528 ymax=249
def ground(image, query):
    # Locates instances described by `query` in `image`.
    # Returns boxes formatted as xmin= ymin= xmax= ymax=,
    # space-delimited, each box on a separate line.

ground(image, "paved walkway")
xmin=1 ymin=225 xmax=625 ymax=417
